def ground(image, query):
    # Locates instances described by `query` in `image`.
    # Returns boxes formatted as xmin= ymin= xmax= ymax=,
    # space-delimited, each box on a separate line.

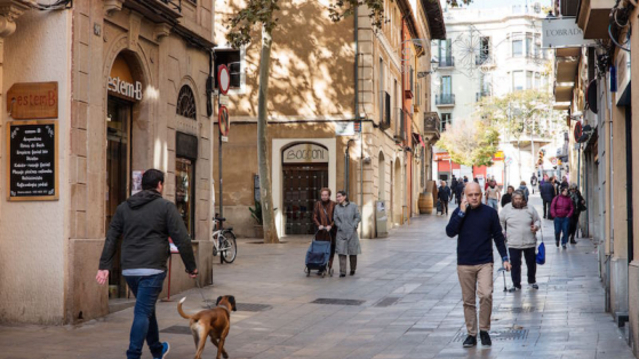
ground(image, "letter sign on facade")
xmin=283 ymin=143 xmax=329 ymax=164
xmin=6 ymin=82 xmax=58 ymax=120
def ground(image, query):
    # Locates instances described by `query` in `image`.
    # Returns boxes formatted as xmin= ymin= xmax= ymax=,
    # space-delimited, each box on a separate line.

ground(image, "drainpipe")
xmin=345 ymin=139 xmax=355 ymax=196
xmin=355 ymin=7 xmax=364 ymax=238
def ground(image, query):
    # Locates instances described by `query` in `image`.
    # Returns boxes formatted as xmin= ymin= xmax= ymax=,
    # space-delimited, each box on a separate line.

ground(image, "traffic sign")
xmin=551 ymin=157 xmax=558 ymax=166
xmin=218 ymin=105 xmax=229 ymax=136
xmin=219 ymin=95 xmax=229 ymax=105
xmin=218 ymin=65 xmax=230 ymax=95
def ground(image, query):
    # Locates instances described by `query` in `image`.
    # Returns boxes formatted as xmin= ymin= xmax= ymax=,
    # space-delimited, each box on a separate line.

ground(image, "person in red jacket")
xmin=551 ymin=186 xmax=575 ymax=249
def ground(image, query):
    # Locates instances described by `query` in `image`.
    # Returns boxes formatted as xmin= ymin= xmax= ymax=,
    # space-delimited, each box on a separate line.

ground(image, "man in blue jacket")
xmin=446 ymin=182 xmax=511 ymax=348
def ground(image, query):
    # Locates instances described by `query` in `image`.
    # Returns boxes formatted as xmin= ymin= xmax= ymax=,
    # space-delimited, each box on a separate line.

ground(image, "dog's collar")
xmin=217 ymin=304 xmax=231 ymax=314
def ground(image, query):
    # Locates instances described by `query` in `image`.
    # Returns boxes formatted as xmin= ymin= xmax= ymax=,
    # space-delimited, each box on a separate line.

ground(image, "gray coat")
xmin=334 ymin=202 xmax=362 ymax=255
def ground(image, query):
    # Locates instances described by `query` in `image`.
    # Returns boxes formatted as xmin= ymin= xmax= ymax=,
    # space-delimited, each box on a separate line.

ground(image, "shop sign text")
xmin=283 ymin=143 xmax=329 ymax=164
xmin=7 ymin=82 xmax=58 ymax=119
xmin=108 ymin=76 xmax=143 ymax=101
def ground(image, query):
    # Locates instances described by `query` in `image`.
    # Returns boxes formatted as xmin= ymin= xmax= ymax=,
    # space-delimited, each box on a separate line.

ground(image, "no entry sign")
xmin=218 ymin=65 xmax=230 ymax=95
xmin=219 ymin=105 xmax=229 ymax=136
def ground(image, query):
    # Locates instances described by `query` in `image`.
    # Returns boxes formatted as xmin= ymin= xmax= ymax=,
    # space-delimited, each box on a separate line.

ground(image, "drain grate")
xmin=452 ymin=329 xmax=528 ymax=342
xmin=374 ymin=297 xmax=401 ymax=308
xmin=237 ymin=303 xmax=272 ymax=312
xmin=498 ymin=305 xmax=536 ymax=313
xmin=311 ymin=298 xmax=365 ymax=306
xmin=160 ymin=325 xmax=192 ymax=335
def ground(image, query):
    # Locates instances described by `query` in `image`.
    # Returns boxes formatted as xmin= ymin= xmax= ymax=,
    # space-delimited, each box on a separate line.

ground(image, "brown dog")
xmin=178 ymin=295 xmax=237 ymax=359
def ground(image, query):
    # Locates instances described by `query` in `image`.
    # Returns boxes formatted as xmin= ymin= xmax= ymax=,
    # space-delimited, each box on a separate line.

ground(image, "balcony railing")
xmin=476 ymin=91 xmax=491 ymax=101
xmin=475 ymin=56 xmax=492 ymax=65
xmin=438 ymin=57 xmax=455 ymax=68
xmin=159 ymin=0 xmax=182 ymax=13
xmin=436 ymin=94 xmax=455 ymax=106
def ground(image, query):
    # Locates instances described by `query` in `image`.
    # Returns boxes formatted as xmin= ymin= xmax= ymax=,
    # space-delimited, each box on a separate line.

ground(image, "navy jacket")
xmin=445 ymin=204 xmax=508 ymax=266
xmin=540 ymin=182 xmax=555 ymax=202
xmin=438 ymin=186 xmax=451 ymax=201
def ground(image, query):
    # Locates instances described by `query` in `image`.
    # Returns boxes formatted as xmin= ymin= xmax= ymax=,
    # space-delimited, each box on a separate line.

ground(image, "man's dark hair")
xmin=142 ymin=169 xmax=165 ymax=190
xmin=337 ymin=190 xmax=349 ymax=202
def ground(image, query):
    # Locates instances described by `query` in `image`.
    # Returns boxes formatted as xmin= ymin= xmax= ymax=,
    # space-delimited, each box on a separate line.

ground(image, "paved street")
xmin=0 ymin=195 xmax=634 ymax=359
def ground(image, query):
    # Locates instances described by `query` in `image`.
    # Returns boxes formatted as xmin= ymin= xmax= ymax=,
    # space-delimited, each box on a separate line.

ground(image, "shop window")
xmin=176 ymin=132 xmax=198 ymax=237
xmin=176 ymin=86 xmax=196 ymax=120
xmin=214 ymin=49 xmax=242 ymax=90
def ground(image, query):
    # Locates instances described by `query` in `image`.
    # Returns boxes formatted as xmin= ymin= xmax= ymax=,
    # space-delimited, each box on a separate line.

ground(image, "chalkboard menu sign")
xmin=6 ymin=120 xmax=58 ymax=201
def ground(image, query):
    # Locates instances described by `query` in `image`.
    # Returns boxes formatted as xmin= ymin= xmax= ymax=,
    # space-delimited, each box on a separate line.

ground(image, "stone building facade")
xmin=213 ymin=0 xmax=444 ymax=239
xmin=0 ymin=0 xmax=215 ymax=324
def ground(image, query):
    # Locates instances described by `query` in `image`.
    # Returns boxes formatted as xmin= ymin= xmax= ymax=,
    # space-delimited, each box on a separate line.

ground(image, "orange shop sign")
xmin=493 ymin=151 xmax=505 ymax=160
xmin=7 ymin=82 xmax=58 ymax=120
xmin=434 ymin=152 xmax=450 ymax=161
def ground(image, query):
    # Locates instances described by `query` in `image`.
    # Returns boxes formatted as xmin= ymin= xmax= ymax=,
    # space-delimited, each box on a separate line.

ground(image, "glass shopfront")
xmin=176 ymin=132 xmax=198 ymax=237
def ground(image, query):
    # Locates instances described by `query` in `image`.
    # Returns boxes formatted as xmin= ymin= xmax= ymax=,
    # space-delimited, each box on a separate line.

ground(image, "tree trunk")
xmin=257 ymin=23 xmax=279 ymax=244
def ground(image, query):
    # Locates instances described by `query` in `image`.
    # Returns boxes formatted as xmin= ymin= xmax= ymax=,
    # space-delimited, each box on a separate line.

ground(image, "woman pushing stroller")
xmin=313 ymin=188 xmax=337 ymax=275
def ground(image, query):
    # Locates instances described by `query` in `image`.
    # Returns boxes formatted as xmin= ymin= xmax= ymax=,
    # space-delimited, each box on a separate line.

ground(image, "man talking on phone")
xmin=446 ymin=182 xmax=511 ymax=348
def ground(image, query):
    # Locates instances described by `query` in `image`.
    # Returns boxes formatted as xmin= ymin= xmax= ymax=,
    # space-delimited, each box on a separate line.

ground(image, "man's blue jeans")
xmin=487 ymin=198 xmax=499 ymax=210
xmin=124 ymin=272 xmax=167 ymax=359
xmin=554 ymin=217 xmax=570 ymax=245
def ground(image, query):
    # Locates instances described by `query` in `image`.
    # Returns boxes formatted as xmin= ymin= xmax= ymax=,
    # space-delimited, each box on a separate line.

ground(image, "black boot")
xmin=480 ymin=331 xmax=492 ymax=346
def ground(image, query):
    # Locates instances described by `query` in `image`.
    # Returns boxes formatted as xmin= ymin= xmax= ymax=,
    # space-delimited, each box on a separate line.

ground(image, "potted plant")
xmin=249 ymin=200 xmax=264 ymax=239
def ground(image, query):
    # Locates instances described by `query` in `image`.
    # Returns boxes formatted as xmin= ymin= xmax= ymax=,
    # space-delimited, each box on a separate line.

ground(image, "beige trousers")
xmin=457 ymin=263 xmax=494 ymax=336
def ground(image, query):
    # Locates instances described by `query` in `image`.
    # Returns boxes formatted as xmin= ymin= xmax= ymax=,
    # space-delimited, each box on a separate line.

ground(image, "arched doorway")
xmin=282 ymin=143 xmax=329 ymax=235
xmin=105 ymin=51 xmax=145 ymax=299
xmin=393 ymin=159 xmax=402 ymax=226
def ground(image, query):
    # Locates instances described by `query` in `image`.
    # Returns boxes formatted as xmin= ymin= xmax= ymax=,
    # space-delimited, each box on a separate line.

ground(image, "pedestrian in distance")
xmin=561 ymin=176 xmax=569 ymax=189
xmin=445 ymin=182 xmax=511 ymax=348
xmin=451 ymin=176 xmax=458 ymax=202
xmin=312 ymin=187 xmax=337 ymax=275
xmin=540 ymin=178 xmax=555 ymax=219
xmin=455 ymin=180 xmax=465 ymax=206
xmin=568 ymin=184 xmax=586 ymax=244
xmin=438 ymin=180 xmax=452 ymax=215
xmin=484 ymin=179 xmax=501 ymax=210
xmin=501 ymin=185 xmax=515 ymax=208
xmin=517 ymin=181 xmax=530 ymax=202
xmin=551 ymin=186 xmax=575 ymax=249
xmin=333 ymin=190 xmax=362 ymax=278
xmin=499 ymin=191 xmax=541 ymax=292
xmin=530 ymin=173 xmax=538 ymax=194
xmin=96 ymin=169 xmax=198 ymax=359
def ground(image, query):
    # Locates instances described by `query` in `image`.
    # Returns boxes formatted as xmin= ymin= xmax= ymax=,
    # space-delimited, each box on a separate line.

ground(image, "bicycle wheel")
xmin=221 ymin=231 xmax=237 ymax=264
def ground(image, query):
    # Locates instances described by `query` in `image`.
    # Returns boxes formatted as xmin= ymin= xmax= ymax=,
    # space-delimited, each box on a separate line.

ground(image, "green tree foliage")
xmin=437 ymin=117 xmax=500 ymax=167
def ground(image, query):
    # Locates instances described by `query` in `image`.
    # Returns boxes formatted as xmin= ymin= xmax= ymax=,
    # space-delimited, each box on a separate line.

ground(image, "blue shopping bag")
xmin=536 ymin=242 xmax=545 ymax=265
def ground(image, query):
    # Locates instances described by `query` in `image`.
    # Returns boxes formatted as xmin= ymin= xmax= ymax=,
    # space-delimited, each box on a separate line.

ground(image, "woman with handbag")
xmin=499 ymin=190 xmax=542 ymax=292
xmin=568 ymin=184 xmax=586 ymax=244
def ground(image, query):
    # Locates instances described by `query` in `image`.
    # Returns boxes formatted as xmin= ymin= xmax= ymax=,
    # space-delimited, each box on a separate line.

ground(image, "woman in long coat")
xmin=312 ymin=188 xmax=336 ymax=274
xmin=333 ymin=190 xmax=361 ymax=277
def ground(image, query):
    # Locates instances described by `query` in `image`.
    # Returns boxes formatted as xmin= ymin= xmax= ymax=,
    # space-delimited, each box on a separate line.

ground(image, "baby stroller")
xmin=436 ymin=199 xmax=443 ymax=215
xmin=304 ymin=230 xmax=334 ymax=278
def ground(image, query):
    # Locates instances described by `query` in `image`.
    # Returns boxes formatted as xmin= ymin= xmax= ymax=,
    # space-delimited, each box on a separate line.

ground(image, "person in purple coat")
xmin=550 ymin=186 xmax=575 ymax=249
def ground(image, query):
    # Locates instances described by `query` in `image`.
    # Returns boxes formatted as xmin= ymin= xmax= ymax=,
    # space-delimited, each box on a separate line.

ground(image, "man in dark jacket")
xmin=438 ymin=180 xmax=451 ymax=215
xmin=446 ymin=183 xmax=511 ymax=348
xmin=539 ymin=179 xmax=555 ymax=219
xmin=451 ymin=176 xmax=458 ymax=203
xmin=455 ymin=180 xmax=465 ymax=206
xmin=96 ymin=169 xmax=198 ymax=359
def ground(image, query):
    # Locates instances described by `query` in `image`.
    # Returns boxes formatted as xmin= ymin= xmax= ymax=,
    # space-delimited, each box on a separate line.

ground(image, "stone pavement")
xmin=0 ymin=195 xmax=634 ymax=359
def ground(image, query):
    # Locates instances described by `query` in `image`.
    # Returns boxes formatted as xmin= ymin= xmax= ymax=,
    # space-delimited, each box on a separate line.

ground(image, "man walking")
xmin=446 ymin=183 xmax=511 ymax=348
xmin=540 ymin=177 xmax=555 ymax=219
xmin=96 ymin=169 xmax=198 ymax=359
xmin=438 ymin=180 xmax=451 ymax=215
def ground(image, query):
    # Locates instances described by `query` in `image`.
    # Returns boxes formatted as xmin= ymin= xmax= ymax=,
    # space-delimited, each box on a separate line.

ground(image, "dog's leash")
xmin=193 ymin=278 xmax=212 ymax=309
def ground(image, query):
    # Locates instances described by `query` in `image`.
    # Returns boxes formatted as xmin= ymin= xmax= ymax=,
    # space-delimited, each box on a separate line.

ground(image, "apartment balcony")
xmin=475 ymin=56 xmax=492 ymax=66
xmin=438 ymin=57 xmax=455 ymax=68
xmin=577 ymin=0 xmax=615 ymax=39
xmin=476 ymin=90 xmax=491 ymax=102
xmin=423 ymin=112 xmax=441 ymax=142
xmin=118 ymin=0 xmax=183 ymax=21
xmin=435 ymin=94 xmax=455 ymax=107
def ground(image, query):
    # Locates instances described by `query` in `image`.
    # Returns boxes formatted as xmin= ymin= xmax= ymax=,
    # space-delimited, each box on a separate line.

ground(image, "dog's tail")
xmin=177 ymin=297 xmax=193 ymax=320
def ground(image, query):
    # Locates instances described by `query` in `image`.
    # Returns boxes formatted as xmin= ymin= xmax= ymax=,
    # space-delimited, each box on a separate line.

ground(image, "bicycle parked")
xmin=212 ymin=217 xmax=237 ymax=263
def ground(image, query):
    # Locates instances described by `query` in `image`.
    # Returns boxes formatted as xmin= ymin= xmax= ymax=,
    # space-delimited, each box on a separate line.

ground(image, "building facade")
xmin=0 ymin=0 xmax=215 ymax=324
xmin=430 ymin=4 xmax=556 ymax=187
xmin=213 ymin=0 xmax=444 ymax=239
xmin=551 ymin=0 xmax=639 ymax=355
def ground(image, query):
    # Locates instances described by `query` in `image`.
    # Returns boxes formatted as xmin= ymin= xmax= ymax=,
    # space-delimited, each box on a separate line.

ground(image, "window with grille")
xmin=176 ymin=86 xmax=196 ymax=120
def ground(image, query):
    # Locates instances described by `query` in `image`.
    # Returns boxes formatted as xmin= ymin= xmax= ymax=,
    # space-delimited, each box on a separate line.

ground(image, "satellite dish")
xmin=586 ymin=80 xmax=598 ymax=114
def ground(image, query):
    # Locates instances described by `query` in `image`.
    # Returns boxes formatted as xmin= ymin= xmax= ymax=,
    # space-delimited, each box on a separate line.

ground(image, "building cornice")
xmin=0 ymin=0 xmax=32 ymax=38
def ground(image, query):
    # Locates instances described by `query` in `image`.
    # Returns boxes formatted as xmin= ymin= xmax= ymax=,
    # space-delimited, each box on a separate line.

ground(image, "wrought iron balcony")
xmin=476 ymin=91 xmax=492 ymax=101
xmin=436 ymin=94 xmax=455 ymax=106
xmin=438 ymin=57 xmax=455 ymax=68
xmin=423 ymin=112 xmax=441 ymax=141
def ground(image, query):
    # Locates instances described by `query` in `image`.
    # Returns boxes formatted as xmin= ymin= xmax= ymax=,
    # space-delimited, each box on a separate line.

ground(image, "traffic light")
xmin=538 ymin=149 xmax=544 ymax=166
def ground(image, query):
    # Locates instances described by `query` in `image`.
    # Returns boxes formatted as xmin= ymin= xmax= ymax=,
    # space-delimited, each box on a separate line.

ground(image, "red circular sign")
xmin=218 ymin=105 xmax=229 ymax=136
xmin=218 ymin=65 xmax=230 ymax=95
